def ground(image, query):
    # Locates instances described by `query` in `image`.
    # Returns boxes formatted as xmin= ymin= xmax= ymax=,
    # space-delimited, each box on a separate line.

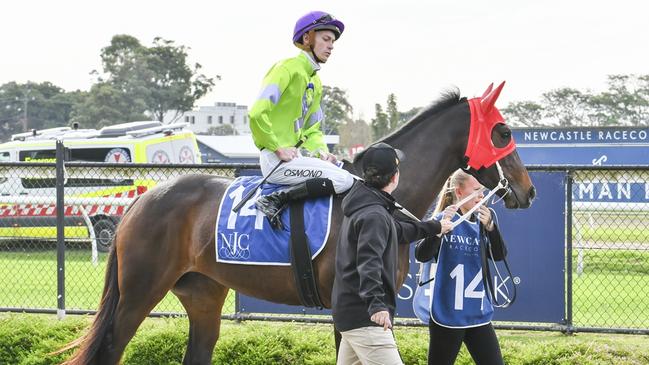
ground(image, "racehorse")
xmin=61 ymin=82 xmax=535 ymax=364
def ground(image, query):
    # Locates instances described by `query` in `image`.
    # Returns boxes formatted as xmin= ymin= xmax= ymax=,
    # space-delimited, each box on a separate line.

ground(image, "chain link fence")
xmin=0 ymin=160 xmax=257 ymax=316
xmin=0 ymin=160 xmax=646 ymax=334
xmin=569 ymin=167 xmax=649 ymax=332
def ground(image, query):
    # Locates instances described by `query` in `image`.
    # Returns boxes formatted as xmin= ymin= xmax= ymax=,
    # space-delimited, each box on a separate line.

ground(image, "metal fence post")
xmin=56 ymin=140 xmax=66 ymax=319
xmin=565 ymin=169 xmax=574 ymax=334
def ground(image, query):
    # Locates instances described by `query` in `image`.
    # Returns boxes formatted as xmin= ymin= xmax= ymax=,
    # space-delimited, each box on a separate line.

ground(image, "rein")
xmin=447 ymin=160 xmax=510 ymax=233
xmin=395 ymin=160 xmax=509 ymax=233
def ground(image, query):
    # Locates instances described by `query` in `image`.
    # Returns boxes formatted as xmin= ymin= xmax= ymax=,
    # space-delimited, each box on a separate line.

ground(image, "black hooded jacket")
xmin=332 ymin=182 xmax=442 ymax=332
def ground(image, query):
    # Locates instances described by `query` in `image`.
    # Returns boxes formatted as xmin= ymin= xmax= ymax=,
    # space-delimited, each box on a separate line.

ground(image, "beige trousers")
xmin=337 ymin=326 xmax=404 ymax=365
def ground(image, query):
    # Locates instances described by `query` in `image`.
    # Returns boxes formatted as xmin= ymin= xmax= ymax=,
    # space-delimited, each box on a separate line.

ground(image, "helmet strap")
xmin=305 ymin=30 xmax=324 ymax=63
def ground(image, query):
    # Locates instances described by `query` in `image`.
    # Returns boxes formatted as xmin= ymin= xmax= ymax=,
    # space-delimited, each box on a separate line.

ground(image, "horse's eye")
xmin=502 ymin=131 xmax=511 ymax=139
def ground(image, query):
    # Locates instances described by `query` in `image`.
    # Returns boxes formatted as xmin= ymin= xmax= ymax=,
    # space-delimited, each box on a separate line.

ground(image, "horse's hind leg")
xmin=172 ymin=272 xmax=229 ymax=365
xmin=98 ymin=261 xmax=182 ymax=364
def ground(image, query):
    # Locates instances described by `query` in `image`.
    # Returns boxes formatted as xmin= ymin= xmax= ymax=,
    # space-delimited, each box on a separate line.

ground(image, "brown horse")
xmin=61 ymin=84 xmax=535 ymax=364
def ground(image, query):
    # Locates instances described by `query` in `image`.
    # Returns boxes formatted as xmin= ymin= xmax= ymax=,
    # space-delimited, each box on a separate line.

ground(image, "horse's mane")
xmin=383 ymin=88 xmax=465 ymax=143
xmin=353 ymin=89 xmax=466 ymax=165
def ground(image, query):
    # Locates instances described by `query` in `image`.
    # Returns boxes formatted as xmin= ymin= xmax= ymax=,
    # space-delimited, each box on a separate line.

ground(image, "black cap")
xmin=359 ymin=142 xmax=405 ymax=177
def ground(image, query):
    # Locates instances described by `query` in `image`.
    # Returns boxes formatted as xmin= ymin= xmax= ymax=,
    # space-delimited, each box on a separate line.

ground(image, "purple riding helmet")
xmin=292 ymin=11 xmax=345 ymax=44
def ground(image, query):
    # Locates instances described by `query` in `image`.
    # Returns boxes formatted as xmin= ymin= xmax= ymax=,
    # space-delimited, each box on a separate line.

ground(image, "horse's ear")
xmin=481 ymin=83 xmax=494 ymax=98
xmin=481 ymin=81 xmax=505 ymax=113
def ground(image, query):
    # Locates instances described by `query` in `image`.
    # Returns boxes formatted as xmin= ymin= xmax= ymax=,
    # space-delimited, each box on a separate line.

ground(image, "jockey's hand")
xmin=370 ymin=310 xmax=392 ymax=331
xmin=275 ymin=147 xmax=298 ymax=162
xmin=478 ymin=205 xmax=494 ymax=231
xmin=319 ymin=151 xmax=338 ymax=164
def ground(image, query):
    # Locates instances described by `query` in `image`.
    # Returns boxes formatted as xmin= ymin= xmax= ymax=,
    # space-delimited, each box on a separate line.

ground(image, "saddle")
xmin=215 ymin=176 xmax=332 ymax=308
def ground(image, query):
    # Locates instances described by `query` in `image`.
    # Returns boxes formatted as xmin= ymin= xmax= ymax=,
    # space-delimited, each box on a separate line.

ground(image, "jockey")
xmin=250 ymin=11 xmax=354 ymax=228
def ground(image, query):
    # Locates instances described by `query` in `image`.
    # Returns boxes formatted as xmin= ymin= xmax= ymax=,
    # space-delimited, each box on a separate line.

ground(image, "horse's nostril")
xmin=529 ymin=186 xmax=537 ymax=200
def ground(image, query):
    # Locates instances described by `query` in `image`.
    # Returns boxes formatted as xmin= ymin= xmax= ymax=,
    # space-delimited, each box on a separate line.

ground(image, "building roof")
xmin=196 ymin=135 xmax=259 ymax=158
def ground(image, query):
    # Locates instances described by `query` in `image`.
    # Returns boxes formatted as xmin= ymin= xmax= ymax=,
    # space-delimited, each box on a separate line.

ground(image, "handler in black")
xmin=332 ymin=142 xmax=452 ymax=365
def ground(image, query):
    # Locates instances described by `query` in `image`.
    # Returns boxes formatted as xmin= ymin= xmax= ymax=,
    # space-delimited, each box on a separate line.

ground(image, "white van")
xmin=0 ymin=121 xmax=201 ymax=251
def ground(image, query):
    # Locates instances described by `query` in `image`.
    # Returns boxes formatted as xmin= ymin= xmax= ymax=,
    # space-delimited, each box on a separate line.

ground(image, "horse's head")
xmin=463 ymin=82 xmax=536 ymax=209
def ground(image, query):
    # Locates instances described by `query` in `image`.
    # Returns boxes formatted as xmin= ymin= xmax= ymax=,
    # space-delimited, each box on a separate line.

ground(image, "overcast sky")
xmin=1 ymin=0 xmax=647 ymax=120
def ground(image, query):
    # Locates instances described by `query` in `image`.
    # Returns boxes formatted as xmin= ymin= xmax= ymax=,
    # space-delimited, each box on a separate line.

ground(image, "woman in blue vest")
xmin=415 ymin=169 xmax=508 ymax=365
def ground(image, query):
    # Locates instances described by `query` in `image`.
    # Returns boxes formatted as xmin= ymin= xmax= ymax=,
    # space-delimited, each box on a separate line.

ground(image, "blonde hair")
xmin=434 ymin=169 xmax=473 ymax=214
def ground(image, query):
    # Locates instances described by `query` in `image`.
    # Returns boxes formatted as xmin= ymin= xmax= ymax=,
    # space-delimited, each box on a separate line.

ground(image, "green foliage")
xmin=371 ymin=103 xmax=389 ymax=140
xmin=0 ymin=314 xmax=86 ymax=365
xmin=591 ymin=74 xmax=649 ymax=126
xmin=371 ymin=94 xmax=419 ymax=140
xmin=139 ymin=37 xmax=215 ymax=122
xmin=321 ymin=85 xmax=353 ymax=135
xmin=338 ymin=118 xmax=372 ymax=157
xmin=386 ymin=93 xmax=400 ymax=131
xmin=399 ymin=106 xmax=421 ymax=126
xmin=542 ymin=88 xmax=591 ymax=126
xmin=501 ymin=100 xmax=544 ymax=127
xmin=122 ymin=319 xmax=187 ymax=364
xmin=1 ymin=315 xmax=648 ymax=365
xmin=0 ymin=82 xmax=80 ymax=140
xmin=74 ymin=34 xmax=215 ymax=126
xmin=211 ymin=322 xmax=334 ymax=364
xmin=1 ymin=35 xmax=215 ymax=134
xmin=502 ymin=74 xmax=649 ymax=127
xmin=71 ymin=82 xmax=148 ymax=129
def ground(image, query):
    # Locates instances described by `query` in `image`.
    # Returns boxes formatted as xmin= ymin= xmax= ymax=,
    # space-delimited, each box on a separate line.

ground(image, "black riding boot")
xmin=256 ymin=178 xmax=335 ymax=229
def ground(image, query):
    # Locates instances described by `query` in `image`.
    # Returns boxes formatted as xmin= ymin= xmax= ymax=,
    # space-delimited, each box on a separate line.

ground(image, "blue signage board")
xmin=489 ymin=171 xmax=566 ymax=322
xmin=573 ymin=181 xmax=649 ymax=204
xmin=512 ymin=127 xmax=649 ymax=166
xmin=239 ymin=171 xmax=567 ymax=324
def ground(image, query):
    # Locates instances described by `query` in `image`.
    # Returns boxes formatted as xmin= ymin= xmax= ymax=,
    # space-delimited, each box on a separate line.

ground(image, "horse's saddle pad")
xmin=215 ymin=176 xmax=332 ymax=265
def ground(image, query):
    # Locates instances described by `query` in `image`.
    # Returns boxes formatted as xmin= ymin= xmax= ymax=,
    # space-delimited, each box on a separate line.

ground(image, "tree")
xmin=338 ymin=118 xmax=372 ymax=158
xmin=588 ymin=74 xmax=649 ymax=126
xmin=321 ymin=85 xmax=353 ymax=135
xmin=71 ymin=83 xmax=148 ymax=129
xmin=502 ymin=74 xmax=649 ymax=127
xmin=386 ymin=93 xmax=399 ymax=131
xmin=399 ymin=107 xmax=421 ymax=125
xmin=207 ymin=124 xmax=238 ymax=136
xmin=371 ymin=104 xmax=389 ymax=140
xmin=502 ymin=101 xmax=544 ymax=127
xmin=541 ymin=88 xmax=591 ymax=126
xmin=0 ymin=82 xmax=79 ymax=140
xmin=83 ymin=34 xmax=216 ymax=125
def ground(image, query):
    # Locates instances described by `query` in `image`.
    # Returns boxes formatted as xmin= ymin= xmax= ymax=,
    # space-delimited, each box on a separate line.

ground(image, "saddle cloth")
xmin=215 ymin=176 xmax=332 ymax=265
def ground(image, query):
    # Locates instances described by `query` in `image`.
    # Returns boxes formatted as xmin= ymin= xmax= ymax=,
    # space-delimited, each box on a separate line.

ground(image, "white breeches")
xmin=259 ymin=149 xmax=354 ymax=194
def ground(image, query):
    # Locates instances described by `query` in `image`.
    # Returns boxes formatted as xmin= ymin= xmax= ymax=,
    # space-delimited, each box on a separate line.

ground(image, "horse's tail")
xmin=56 ymin=243 xmax=120 ymax=364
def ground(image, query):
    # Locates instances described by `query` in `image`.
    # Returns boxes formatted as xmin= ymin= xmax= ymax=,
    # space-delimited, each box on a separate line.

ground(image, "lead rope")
xmin=439 ymin=161 xmax=510 ymax=236
xmin=412 ymin=161 xmax=509 ymax=287
xmin=395 ymin=161 xmax=509 ymax=229
xmin=485 ymin=210 xmax=517 ymax=308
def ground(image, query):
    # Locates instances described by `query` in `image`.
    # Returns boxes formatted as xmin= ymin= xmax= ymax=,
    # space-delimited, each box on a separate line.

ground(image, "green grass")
xmin=571 ymin=249 xmax=649 ymax=328
xmin=574 ymin=226 xmax=649 ymax=243
xmin=0 ymin=314 xmax=647 ymax=365
xmin=573 ymin=272 xmax=649 ymax=328
xmin=573 ymin=249 xmax=649 ymax=275
xmin=0 ymin=249 xmax=236 ymax=314
xmin=0 ymin=248 xmax=648 ymax=330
